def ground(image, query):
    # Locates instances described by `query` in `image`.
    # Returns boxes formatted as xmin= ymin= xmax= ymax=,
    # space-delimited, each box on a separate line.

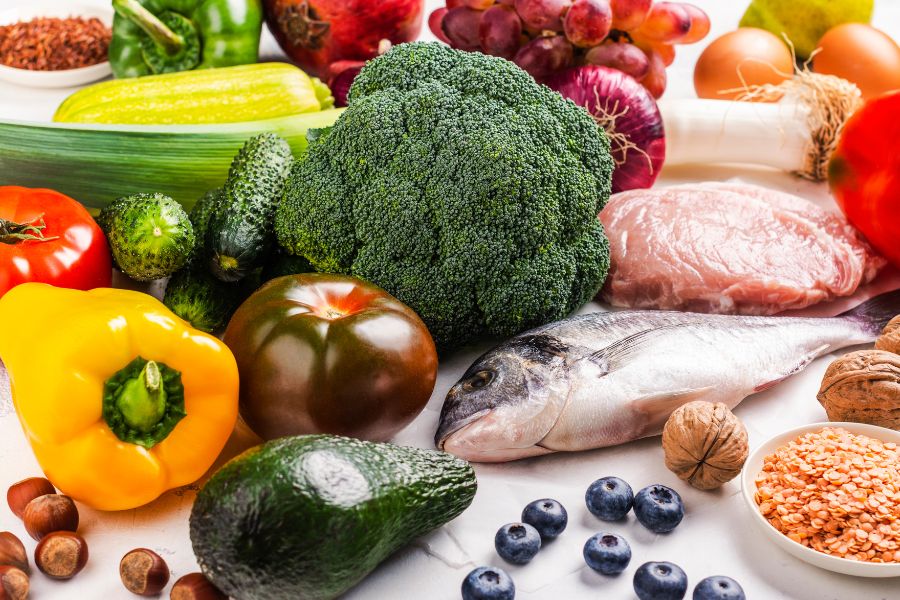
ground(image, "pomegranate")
xmin=264 ymin=0 xmax=424 ymax=78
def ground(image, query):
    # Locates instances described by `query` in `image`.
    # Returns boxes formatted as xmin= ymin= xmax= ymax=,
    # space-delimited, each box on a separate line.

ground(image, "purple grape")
xmin=513 ymin=35 xmax=574 ymax=80
xmin=479 ymin=5 xmax=523 ymax=59
xmin=585 ymin=42 xmax=650 ymax=80
xmin=564 ymin=0 xmax=612 ymax=48
xmin=514 ymin=0 xmax=572 ymax=32
xmin=443 ymin=7 xmax=483 ymax=51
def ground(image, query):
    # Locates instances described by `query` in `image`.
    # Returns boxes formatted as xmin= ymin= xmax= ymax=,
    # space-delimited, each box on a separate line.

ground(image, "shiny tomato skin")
xmin=829 ymin=92 xmax=900 ymax=268
xmin=0 ymin=187 xmax=111 ymax=297
xmin=223 ymin=273 xmax=438 ymax=442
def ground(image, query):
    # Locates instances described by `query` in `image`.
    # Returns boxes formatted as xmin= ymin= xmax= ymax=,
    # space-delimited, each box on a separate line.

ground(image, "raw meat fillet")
xmin=599 ymin=182 xmax=885 ymax=314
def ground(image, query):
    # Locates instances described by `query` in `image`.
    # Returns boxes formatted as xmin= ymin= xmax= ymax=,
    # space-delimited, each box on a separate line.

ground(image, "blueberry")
xmin=585 ymin=476 xmax=634 ymax=521
xmin=633 ymin=484 xmax=684 ymax=533
xmin=521 ymin=498 xmax=568 ymax=539
xmin=693 ymin=576 xmax=746 ymax=600
xmin=494 ymin=523 xmax=541 ymax=565
xmin=583 ymin=532 xmax=632 ymax=576
xmin=461 ymin=566 xmax=515 ymax=600
xmin=633 ymin=561 xmax=688 ymax=600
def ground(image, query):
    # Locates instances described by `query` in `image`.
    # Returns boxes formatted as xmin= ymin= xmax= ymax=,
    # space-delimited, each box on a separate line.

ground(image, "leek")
xmin=0 ymin=109 xmax=344 ymax=210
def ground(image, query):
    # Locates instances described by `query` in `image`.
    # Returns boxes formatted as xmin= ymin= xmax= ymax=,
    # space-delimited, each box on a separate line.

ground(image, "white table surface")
xmin=1 ymin=0 xmax=900 ymax=598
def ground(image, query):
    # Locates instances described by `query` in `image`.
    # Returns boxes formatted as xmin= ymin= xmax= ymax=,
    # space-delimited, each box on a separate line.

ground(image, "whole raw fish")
xmin=435 ymin=291 xmax=900 ymax=462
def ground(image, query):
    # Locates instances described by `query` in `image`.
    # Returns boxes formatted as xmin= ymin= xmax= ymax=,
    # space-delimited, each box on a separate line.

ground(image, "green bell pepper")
xmin=109 ymin=0 xmax=264 ymax=78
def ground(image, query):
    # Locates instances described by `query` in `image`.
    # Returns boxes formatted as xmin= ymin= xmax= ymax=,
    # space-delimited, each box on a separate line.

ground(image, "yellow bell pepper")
xmin=0 ymin=283 xmax=239 ymax=511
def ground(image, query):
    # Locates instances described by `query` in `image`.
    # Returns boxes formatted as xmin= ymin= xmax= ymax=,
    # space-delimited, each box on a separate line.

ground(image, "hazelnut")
xmin=22 ymin=494 xmax=78 ymax=541
xmin=170 ymin=573 xmax=227 ymax=600
xmin=120 ymin=548 xmax=169 ymax=596
xmin=6 ymin=478 xmax=55 ymax=519
xmin=0 ymin=533 xmax=27 ymax=573
xmin=662 ymin=401 xmax=749 ymax=490
xmin=34 ymin=531 xmax=88 ymax=580
xmin=0 ymin=565 xmax=29 ymax=600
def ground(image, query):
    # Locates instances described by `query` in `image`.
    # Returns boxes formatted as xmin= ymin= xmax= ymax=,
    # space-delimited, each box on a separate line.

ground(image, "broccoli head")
xmin=275 ymin=42 xmax=613 ymax=349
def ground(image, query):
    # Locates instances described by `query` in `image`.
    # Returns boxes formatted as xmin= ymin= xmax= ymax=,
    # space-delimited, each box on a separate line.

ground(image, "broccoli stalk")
xmin=275 ymin=42 xmax=614 ymax=349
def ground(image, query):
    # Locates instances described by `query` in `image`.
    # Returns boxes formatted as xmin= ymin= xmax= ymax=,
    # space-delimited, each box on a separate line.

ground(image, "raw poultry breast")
xmin=599 ymin=182 xmax=885 ymax=314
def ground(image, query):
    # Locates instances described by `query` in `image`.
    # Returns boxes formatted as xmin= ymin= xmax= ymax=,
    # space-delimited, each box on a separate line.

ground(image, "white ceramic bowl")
xmin=741 ymin=421 xmax=900 ymax=578
xmin=0 ymin=0 xmax=113 ymax=88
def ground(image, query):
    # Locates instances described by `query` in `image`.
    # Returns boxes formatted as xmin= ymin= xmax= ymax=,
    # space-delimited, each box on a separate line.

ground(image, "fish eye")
xmin=466 ymin=370 xmax=494 ymax=390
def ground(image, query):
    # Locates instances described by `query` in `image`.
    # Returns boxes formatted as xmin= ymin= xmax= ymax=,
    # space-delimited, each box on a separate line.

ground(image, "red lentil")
xmin=0 ymin=17 xmax=110 ymax=71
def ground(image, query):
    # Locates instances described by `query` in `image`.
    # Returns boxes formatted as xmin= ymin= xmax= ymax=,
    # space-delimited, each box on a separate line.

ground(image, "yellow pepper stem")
xmin=117 ymin=360 xmax=167 ymax=433
xmin=103 ymin=356 xmax=186 ymax=448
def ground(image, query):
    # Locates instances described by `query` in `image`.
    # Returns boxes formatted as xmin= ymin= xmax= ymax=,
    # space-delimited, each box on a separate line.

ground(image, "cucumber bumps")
xmin=99 ymin=192 xmax=194 ymax=281
xmin=207 ymin=133 xmax=293 ymax=282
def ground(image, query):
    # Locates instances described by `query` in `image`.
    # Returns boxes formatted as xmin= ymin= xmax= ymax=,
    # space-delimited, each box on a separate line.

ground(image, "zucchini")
xmin=0 ymin=110 xmax=344 ymax=211
xmin=207 ymin=134 xmax=293 ymax=282
xmin=54 ymin=63 xmax=334 ymax=125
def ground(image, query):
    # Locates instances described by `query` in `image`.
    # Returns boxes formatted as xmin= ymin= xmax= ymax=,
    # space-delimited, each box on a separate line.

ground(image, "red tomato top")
xmin=0 ymin=186 xmax=111 ymax=297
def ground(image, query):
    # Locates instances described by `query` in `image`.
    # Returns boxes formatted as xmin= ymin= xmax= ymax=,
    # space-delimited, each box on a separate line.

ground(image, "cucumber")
xmin=164 ymin=267 xmax=246 ymax=333
xmin=207 ymin=133 xmax=293 ymax=282
xmin=99 ymin=193 xmax=194 ymax=281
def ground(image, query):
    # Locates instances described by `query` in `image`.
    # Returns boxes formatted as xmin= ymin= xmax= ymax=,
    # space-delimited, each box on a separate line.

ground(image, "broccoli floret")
xmin=275 ymin=42 xmax=614 ymax=349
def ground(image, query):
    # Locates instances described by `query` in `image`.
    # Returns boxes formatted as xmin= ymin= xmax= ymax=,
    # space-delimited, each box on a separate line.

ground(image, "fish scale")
xmin=436 ymin=290 xmax=900 ymax=463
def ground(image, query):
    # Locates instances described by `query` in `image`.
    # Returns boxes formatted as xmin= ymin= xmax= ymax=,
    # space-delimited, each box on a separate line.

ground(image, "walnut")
xmin=817 ymin=350 xmax=900 ymax=430
xmin=875 ymin=316 xmax=900 ymax=354
xmin=662 ymin=401 xmax=748 ymax=490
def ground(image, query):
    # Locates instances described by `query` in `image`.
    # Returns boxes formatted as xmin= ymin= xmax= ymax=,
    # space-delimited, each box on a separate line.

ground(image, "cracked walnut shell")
xmin=662 ymin=401 xmax=749 ymax=490
xmin=817 ymin=350 xmax=900 ymax=430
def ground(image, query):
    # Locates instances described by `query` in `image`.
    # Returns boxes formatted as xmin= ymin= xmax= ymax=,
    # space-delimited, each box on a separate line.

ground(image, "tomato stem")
xmin=0 ymin=215 xmax=59 ymax=245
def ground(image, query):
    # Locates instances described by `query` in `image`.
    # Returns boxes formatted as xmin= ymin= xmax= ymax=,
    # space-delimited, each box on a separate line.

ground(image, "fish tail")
xmin=840 ymin=290 xmax=900 ymax=338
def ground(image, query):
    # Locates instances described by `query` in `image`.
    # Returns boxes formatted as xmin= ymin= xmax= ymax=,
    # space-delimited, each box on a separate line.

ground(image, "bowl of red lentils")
xmin=741 ymin=422 xmax=900 ymax=578
xmin=0 ymin=0 xmax=112 ymax=88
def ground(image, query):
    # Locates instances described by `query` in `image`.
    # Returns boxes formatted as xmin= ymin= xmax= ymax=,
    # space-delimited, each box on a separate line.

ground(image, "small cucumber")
xmin=207 ymin=134 xmax=293 ymax=282
xmin=99 ymin=193 xmax=194 ymax=281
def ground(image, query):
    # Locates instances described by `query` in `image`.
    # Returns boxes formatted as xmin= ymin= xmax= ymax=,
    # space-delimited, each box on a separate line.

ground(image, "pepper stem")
xmin=113 ymin=0 xmax=184 ymax=55
xmin=103 ymin=357 xmax=186 ymax=448
xmin=116 ymin=360 xmax=168 ymax=433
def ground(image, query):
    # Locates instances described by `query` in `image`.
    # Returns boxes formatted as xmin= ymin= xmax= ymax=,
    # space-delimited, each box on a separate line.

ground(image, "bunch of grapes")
xmin=429 ymin=0 xmax=710 ymax=97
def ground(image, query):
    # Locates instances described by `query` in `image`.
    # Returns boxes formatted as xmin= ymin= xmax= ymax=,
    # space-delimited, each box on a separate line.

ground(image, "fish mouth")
xmin=435 ymin=408 xmax=492 ymax=450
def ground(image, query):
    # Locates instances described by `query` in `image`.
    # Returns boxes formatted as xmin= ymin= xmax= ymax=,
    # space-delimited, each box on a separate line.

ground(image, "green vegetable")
xmin=189 ymin=434 xmax=477 ymax=600
xmin=207 ymin=133 xmax=293 ymax=282
xmin=109 ymin=0 xmax=263 ymax=78
xmin=55 ymin=63 xmax=333 ymax=125
xmin=0 ymin=109 xmax=344 ymax=210
xmin=99 ymin=193 xmax=194 ymax=281
xmin=260 ymin=252 xmax=314 ymax=284
xmin=275 ymin=42 xmax=614 ymax=349
xmin=164 ymin=189 xmax=246 ymax=332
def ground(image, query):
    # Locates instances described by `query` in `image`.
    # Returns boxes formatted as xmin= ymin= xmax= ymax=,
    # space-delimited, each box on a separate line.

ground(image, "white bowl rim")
xmin=741 ymin=421 xmax=900 ymax=577
xmin=0 ymin=0 xmax=113 ymax=74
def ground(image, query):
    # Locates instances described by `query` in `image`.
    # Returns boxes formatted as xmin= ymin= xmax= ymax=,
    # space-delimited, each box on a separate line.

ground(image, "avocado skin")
xmin=207 ymin=133 xmax=293 ymax=283
xmin=99 ymin=192 xmax=194 ymax=281
xmin=189 ymin=435 xmax=477 ymax=600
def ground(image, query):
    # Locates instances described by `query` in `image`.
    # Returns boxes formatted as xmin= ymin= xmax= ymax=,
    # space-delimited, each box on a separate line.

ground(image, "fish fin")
xmin=633 ymin=387 xmax=717 ymax=437
xmin=840 ymin=290 xmax=900 ymax=338
xmin=753 ymin=344 xmax=831 ymax=393
xmin=585 ymin=325 xmax=689 ymax=373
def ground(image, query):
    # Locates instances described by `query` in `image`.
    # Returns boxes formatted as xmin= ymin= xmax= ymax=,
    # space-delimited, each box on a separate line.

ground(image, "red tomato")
xmin=0 ymin=186 xmax=111 ymax=297
xmin=829 ymin=92 xmax=900 ymax=268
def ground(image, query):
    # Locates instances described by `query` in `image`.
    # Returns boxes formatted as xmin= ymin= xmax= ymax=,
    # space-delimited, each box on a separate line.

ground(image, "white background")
xmin=1 ymin=0 xmax=900 ymax=599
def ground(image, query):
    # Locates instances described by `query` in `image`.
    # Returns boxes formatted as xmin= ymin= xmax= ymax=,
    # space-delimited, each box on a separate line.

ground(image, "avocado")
xmin=98 ymin=192 xmax=194 ymax=281
xmin=189 ymin=435 xmax=477 ymax=600
xmin=207 ymin=133 xmax=293 ymax=282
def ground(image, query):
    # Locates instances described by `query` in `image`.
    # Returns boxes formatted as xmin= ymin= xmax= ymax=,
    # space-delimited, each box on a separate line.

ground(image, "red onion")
xmin=545 ymin=66 xmax=665 ymax=193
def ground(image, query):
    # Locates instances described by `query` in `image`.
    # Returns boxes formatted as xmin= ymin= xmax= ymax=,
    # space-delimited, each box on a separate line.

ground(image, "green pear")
xmin=740 ymin=0 xmax=874 ymax=59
